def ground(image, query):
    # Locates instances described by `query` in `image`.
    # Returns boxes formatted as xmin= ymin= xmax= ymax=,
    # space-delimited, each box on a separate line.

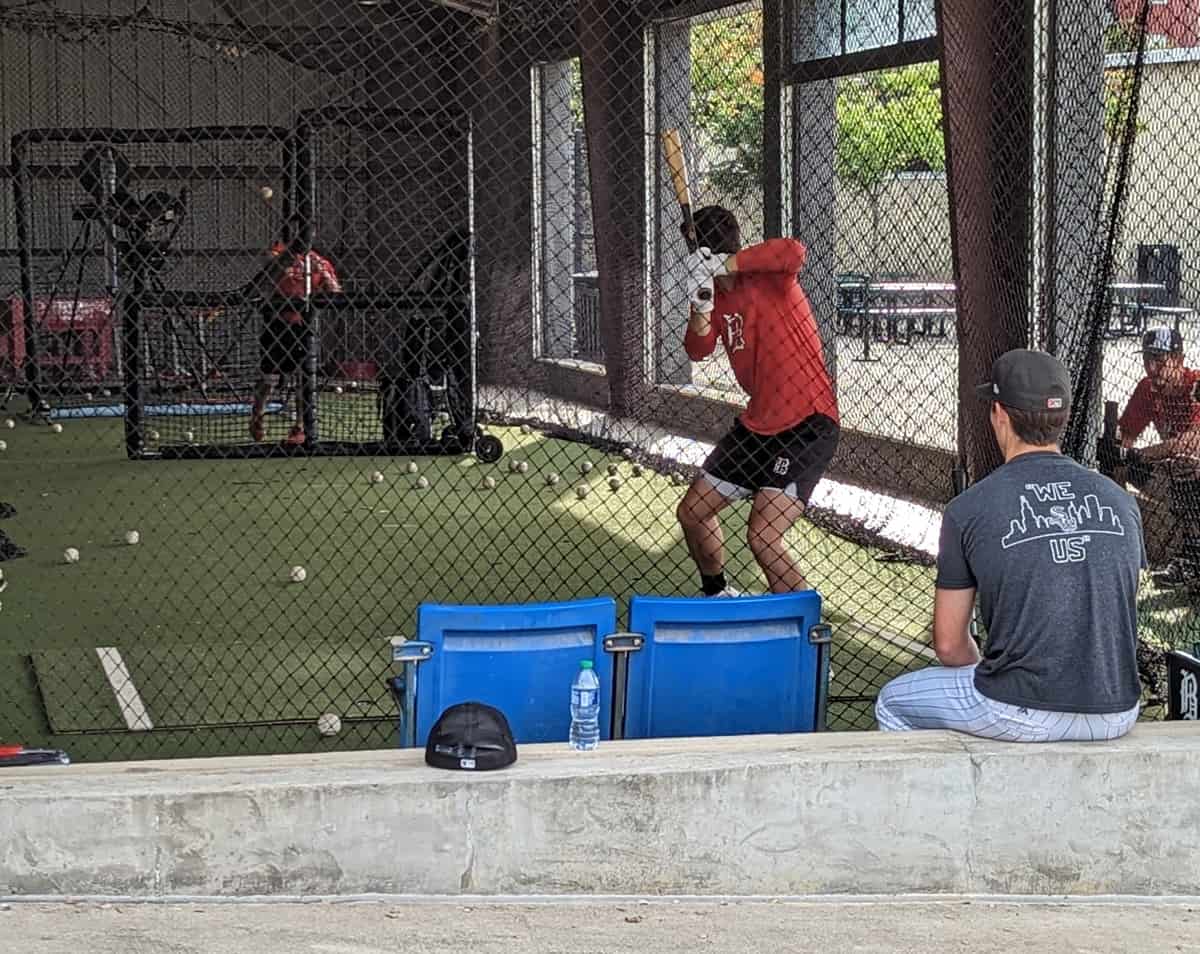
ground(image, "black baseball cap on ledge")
xmin=975 ymin=349 xmax=1072 ymax=413
xmin=425 ymin=701 xmax=517 ymax=771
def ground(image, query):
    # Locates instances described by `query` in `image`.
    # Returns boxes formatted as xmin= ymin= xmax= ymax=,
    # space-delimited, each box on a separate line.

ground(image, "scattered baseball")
xmin=184 ymin=430 xmax=195 ymax=442
xmin=545 ymin=472 xmax=560 ymax=486
xmin=369 ymin=470 xmax=384 ymax=484
xmin=148 ymin=430 xmax=160 ymax=441
xmin=516 ymin=460 xmax=529 ymax=474
xmin=289 ymin=565 xmax=307 ymax=583
xmin=102 ymin=389 xmax=111 ymax=397
xmin=334 ymin=385 xmax=344 ymax=395
xmin=415 ymin=475 xmax=430 ymax=490
xmin=520 ymin=424 xmax=532 ymax=435
xmin=63 ymin=547 xmax=80 ymax=564
xmin=481 ymin=475 xmax=496 ymax=490
xmin=607 ymin=463 xmax=619 ymax=477
xmin=670 ymin=472 xmax=683 ymax=486
xmin=622 ymin=447 xmax=634 ymax=459
xmin=349 ymin=381 xmax=359 ymax=391
xmin=580 ymin=461 xmax=593 ymax=475
xmin=123 ymin=530 xmax=140 ymax=546
xmin=406 ymin=461 xmax=419 ymax=475
xmin=0 ymin=441 xmax=6 ymax=452
xmin=316 ymin=712 xmax=341 ymax=737
xmin=260 ymin=185 xmax=274 ymax=201
xmin=50 ymin=422 xmax=63 ymax=434
xmin=84 ymin=392 xmax=93 ymax=401
xmin=576 ymin=484 xmax=589 ymax=500
xmin=631 ymin=464 xmax=643 ymax=477
xmin=608 ymin=476 xmax=622 ymax=491
xmin=4 ymin=419 xmax=13 ymax=429
xmin=508 ymin=459 xmax=519 ymax=473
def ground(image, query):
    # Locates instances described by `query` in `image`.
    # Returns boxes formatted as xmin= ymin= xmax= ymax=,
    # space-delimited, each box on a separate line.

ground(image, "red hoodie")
xmin=683 ymin=238 xmax=837 ymax=435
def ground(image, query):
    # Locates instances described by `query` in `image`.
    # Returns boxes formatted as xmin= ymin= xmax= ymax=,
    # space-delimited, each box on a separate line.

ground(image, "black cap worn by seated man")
xmin=975 ymin=348 xmax=1072 ymax=413
xmin=425 ymin=701 xmax=517 ymax=771
xmin=1140 ymin=326 xmax=1184 ymax=355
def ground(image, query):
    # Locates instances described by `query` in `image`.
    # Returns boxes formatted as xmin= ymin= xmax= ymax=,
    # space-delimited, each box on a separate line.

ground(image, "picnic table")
xmin=836 ymin=277 xmax=957 ymax=361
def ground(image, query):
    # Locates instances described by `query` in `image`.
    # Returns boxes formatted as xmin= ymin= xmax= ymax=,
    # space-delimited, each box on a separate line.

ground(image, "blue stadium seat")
xmin=618 ymin=592 xmax=830 ymax=740
xmin=390 ymin=597 xmax=618 ymax=748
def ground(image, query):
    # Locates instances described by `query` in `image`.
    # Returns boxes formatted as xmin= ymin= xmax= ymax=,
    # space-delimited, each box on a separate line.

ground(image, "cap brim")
xmin=974 ymin=382 xmax=996 ymax=401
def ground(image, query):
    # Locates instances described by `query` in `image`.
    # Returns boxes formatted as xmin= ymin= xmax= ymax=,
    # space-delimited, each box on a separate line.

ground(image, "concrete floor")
xmin=3 ymin=898 xmax=1199 ymax=954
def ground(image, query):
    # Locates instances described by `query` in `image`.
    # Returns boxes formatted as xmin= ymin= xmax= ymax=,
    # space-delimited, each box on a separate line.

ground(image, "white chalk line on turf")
xmin=96 ymin=647 xmax=154 ymax=731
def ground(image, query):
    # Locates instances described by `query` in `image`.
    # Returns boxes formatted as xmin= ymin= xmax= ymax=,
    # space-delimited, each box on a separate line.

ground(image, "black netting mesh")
xmin=0 ymin=0 xmax=1195 ymax=761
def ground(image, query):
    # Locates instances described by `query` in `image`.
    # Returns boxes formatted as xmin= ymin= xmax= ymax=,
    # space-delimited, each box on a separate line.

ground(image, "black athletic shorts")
xmin=259 ymin=314 xmax=309 ymax=377
xmin=702 ymin=413 xmax=840 ymax=504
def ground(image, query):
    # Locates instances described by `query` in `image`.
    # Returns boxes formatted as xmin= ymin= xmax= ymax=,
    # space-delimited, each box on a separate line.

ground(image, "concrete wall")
xmin=2 ymin=725 xmax=1198 ymax=898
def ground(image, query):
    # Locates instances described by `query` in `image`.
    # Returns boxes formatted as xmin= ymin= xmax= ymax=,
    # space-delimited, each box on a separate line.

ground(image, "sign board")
xmin=1166 ymin=650 xmax=1200 ymax=721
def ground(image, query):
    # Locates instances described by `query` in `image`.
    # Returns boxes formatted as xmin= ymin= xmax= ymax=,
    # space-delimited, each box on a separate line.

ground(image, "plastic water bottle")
xmin=569 ymin=659 xmax=601 ymax=751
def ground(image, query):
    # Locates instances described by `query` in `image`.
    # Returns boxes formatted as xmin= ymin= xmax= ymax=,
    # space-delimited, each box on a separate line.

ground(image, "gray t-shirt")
xmin=938 ymin=451 xmax=1146 ymax=713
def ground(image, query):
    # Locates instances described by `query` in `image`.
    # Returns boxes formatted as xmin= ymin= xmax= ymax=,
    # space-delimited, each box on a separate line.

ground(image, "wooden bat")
xmin=660 ymin=128 xmax=711 ymax=304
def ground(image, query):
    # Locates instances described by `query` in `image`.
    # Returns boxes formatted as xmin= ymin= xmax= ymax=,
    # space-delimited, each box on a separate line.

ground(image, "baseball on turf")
xmin=149 ymin=430 xmax=160 ymax=441
xmin=369 ymin=470 xmax=384 ymax=484
xmin=481 ymin=475 xmax=496 ymax=490
xmin=289 ymin=565 xmax=307 ymax=583
xmin=316 ymin=712 xmax=341 ymax=736
xmin=63 ymin=547 xmax=80 ymax=564
xmin=3 ymin=419 xmax=13 ymax=429
xmin=575 ymin=484 xmax=589 ymax=500
xmin=50 ymin=422 xmax=63 ymax=433
xmin=545 ymin=472 xmax=560 ymax=486
xmin=260 ymin=185 xmax=274 ymax=201
xmin=520 ymin=424 xmax=532 ymax=435
xmin=580 ymin=461 xmax=593 ymax=475
xmin=622 ymin=447 xmax=634 ymax=459
xmin=631 ymin=464 xmax=643 ymax=477
xmin=84 ymin=392 xmax=93 ymax=401
xmin=406 ymin=461 xmax=419 ymax=475
xmin=608 ymin=476 xmax=622 ymax=491
xmin=184 ymin=430 xmax=195 ymax=442
xmin=607 ymin=463 xmax=619 ymax=476
xmin=0 ymin=441 xmax=6 ymax=452
xmin=124 ymin=530 xmax=140 ymax=545
xmin=517 ymin=460 xmax=529 ymax=474
xmin=334 ymin=385 xmax=344 ymax=395
xmin=416 ymin=475 xmax=430 ymax=490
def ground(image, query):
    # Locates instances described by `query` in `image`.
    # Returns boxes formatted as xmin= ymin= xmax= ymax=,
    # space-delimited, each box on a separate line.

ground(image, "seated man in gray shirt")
xmin=876 ymin=349 xmax=1145 ymax=741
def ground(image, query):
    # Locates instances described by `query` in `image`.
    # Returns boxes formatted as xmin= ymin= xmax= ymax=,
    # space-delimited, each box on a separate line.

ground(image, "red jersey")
xmin=269 ymin=241 xmax=342 ymax=324
xmin=1118 ymin=368 xmax=1200 ymax=442
xmin=683 ymin=238 xmax=837 ymax=434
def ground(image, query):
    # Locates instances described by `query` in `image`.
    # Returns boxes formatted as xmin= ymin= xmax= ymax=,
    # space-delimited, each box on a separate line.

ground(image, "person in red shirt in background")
xmin=249 ymin=214 xmax=342 ymax=443
xmin=677 ymin=205 xmax=839 ymax=596
xmin=1114 ymin=326 xmax=1200 ymax=589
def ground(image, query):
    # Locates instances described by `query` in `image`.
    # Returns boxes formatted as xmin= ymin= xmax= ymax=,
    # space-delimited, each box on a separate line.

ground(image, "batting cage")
xmin=0 ymin=0 xmax=1196 ymax=762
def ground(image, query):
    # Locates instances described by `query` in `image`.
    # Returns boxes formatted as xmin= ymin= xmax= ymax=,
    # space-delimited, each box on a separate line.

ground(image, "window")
xmin=532 ymin=58 xmax=602 ymax=365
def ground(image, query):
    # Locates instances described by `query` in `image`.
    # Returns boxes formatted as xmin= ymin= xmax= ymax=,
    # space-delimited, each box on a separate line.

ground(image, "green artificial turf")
xmin=0 ymin=406 xmax=942 ymax=760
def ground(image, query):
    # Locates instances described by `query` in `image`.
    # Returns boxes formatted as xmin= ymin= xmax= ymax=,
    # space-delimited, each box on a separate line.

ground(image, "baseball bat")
xmin=1103 ymin=400 xmax=1118 ymax=442
xmin=660 ymin=128 xmax=711 ymax=304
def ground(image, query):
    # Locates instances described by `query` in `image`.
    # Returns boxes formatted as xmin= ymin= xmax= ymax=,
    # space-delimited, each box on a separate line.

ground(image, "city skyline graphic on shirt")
xmin=1001 ymin=481 xmax=1125 ymax=551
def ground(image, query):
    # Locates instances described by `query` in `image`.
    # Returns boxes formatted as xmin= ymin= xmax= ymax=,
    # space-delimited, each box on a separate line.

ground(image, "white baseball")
xmin=334 ymin=385 xmax=343 ymax=395
xmin=631 ymin=464 xmax=643 ymax=477
xmin=407 ymin=461 xmax=419 ymax=475
xmin=580 ymin=461 xmax=593 ymax=475
xmin=50 ymin=422 xmax=63 ymax=434
xmin=517 ymin=460 xmax=529 ymax=474
xmin=316 ymin=712 xmax=341 ymax=736
xmin=481 ymin=476 xmax=496 ymax=490
xmin=607 ymin=463 xmax=620 ymax=476
xmin=3 ymin=419 xmax=13 ymax=429
xmin=149 ymin=430 xmax=160 ymax=441
xmin=63 ymin=547 xmax=80 ymax=564
xmin=0 ymin=441 xmax=6 ymax=452
xmin=545 ymin=472 xmax=560 ymax=486
xmin=608 ymin=476 xmax=622 ymax=491
xmin=520 ymin=424 xmax=532 ymax=435
xmin=622 ymin=447 xmax=634 ymax=459
xmin=83 ymin=392 xmax=93 ymax=401
xmin=576 ymin=484 xmax=589 ymax=500
xmin=370 ymin=470 xmax=384 ymax=484
xmin=260 ymin=185 xmax=274 ymax=201
xmin=184 ymin=430 xmax=195 ymax=442
xmin=289 ymin=565 xmax=307 ymax=583
xmin=124 ymin=530 xmax=140 ymax=545
xmin=416 ymin=475 xmax=430 ymax=490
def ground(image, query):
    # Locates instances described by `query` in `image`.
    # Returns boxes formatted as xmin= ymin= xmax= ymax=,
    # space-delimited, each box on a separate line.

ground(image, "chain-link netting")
xmin=0 ymin=0 xmax=1194 ymax=761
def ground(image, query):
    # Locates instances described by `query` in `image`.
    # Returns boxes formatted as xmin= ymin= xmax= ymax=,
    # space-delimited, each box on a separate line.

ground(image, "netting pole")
xmin=762 ymin=0 xmax=784 ymax=241
xmin=11 ymin=133 xmax=41 ymax=413
xmin=122 ymin=246 xmax=145 ymax=459
xmin=937 ymin=0 xmax=1037 ymax=482
xmin=296 ymin=130 xmax=318 ymax=447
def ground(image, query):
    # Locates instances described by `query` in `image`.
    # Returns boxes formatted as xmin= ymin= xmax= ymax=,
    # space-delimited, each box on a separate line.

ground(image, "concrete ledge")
xmin=1 ymin=725 xmax=1198 ymax=898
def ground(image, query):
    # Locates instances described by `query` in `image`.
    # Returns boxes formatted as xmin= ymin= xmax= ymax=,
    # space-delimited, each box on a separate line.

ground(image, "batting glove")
xmin=686 ymin=246 xmax=728 ymax=286
xmin=690 ymin=275 xmax=715 ymax=314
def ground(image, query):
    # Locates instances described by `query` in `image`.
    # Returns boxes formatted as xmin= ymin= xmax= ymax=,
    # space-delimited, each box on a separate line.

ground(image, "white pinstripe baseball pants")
xmin=875 ymin=664 xmax=1140 ymax=742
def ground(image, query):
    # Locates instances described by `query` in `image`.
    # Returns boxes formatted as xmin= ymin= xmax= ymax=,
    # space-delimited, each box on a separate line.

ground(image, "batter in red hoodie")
xmin=676 ymin=205 xmax=839 ymax=596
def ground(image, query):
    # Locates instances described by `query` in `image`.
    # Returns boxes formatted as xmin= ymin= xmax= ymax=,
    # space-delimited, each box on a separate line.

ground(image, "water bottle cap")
xmin=579 ymin=659 xmax=593 ymax=669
